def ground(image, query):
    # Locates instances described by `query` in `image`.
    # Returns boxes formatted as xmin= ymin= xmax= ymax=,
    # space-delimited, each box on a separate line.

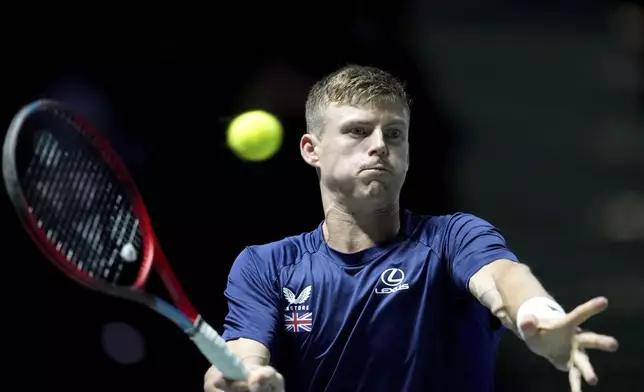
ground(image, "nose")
xmin=367 ymin=129 xmax=388 ymax=157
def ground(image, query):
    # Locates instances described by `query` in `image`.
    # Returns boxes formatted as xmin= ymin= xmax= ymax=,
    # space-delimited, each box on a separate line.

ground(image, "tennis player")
xmin=204 ymin=65 xmax=618 ymax=392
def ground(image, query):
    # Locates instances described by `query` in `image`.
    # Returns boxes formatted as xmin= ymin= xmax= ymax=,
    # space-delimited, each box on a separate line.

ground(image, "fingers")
xmin=571 ymin=349 xmax=598 ymax=386
xmin=204 ymin=366 xmax=226 ymax=392
xmin=576 ymin=332 xmax=619 ymax=352
xmin=207 ymin=365 xmax=284 ymax=392
xmin=562 ymin=297 xmax=608 ymax=327
xmin=248 ymin=366 xmax=285 ymax=392
xmin=568 ymin=365 xmax=582 ymax=392
xmin=568 ymin=348 xmax=601 ymax=392
xmin=215 ymin=379 xmax=249 ymax=391
xmin=206 ymin=365 xmax=250 ymax=392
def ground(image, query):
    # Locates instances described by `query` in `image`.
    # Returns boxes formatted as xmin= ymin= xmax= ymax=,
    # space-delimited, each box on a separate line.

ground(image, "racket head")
xmin=2 ymin=99 xmax=156 ymax=294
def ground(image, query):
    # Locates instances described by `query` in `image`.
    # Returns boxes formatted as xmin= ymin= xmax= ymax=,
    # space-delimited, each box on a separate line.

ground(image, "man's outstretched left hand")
xmin=518 ymin=296 xmax=619 ymax=392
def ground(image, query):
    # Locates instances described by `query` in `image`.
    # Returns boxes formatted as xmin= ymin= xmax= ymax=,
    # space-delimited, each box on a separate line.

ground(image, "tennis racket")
xmin=2 ymin=99 xmax=246 ymax=380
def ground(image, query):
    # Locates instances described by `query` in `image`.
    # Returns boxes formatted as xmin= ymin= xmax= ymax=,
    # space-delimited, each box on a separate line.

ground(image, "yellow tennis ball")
xmin=226 ymin=110 xmax=283 ymax=161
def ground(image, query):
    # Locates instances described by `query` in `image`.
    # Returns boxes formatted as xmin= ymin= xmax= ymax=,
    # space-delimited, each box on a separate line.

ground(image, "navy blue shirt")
xmin=222 ymin=211 xmax=519 ymax=392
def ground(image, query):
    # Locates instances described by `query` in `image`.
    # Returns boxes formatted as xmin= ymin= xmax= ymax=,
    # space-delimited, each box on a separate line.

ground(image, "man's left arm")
xmin=443 ymin=213 xmax=618 ymax=392
xmin=467 ymin=249 xmax=619 ymax=392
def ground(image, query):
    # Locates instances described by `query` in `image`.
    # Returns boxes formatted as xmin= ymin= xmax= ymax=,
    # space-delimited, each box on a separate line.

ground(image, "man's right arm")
xmin=203 ymin=338 xmax=267 ymax=388
xmin=220 ymin=247 xmax=281 ymax=350
xmin=204 ymin=247 xmax=283 ymax=391
xmin=204 ymin=339 xmax=283 ymax=392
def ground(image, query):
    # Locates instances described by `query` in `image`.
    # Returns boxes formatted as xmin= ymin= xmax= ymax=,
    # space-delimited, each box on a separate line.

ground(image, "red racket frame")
xmin=2 ymin=99 xmax=198 ymax=323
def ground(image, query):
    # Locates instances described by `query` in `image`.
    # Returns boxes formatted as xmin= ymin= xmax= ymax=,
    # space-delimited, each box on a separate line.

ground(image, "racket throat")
xmin=187 ymin=314 xmax=206 ymax=336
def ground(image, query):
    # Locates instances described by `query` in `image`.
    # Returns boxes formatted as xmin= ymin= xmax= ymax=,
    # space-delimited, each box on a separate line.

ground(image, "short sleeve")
xmin=443 ymin=213 xmax=519 ymax=291
xmin=221 ymin=247 xmax=281 ymax=351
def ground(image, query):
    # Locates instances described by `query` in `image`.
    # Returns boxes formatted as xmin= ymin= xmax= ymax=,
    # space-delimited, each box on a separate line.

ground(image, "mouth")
xmin=362 ymin=166 xmax=389 ymax=173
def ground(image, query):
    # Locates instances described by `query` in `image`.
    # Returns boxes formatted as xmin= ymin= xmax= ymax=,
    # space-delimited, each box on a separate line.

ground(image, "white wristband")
xmin=516 ymin=297 xmax=566 ymax=340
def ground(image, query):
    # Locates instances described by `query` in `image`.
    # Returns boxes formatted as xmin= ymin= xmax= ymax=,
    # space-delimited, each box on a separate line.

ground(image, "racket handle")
xmin=190 ymin=319 xmax=247 ymax=381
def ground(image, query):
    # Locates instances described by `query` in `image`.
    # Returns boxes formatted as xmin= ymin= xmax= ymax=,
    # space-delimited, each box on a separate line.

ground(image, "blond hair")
xmin=305 ymin=65 xmax=410 ymax=136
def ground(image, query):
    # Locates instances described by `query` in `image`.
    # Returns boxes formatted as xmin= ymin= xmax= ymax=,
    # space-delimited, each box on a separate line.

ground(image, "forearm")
xmin=495 ymin=262 xmax=552 ymax=320
xmin=470 ymin=259 xmax=555 ymax=333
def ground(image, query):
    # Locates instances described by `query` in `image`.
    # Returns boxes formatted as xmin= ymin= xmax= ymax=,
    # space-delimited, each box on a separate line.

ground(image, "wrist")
xmin=239 ymin=354 xmax=270 ymax=368
xmin=516 ymin=296 xmax=566 ymax=339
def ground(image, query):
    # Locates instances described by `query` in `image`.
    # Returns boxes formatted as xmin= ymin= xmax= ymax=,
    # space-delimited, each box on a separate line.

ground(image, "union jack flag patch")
xmin=284 ymin=312 xmax=313 ymax=333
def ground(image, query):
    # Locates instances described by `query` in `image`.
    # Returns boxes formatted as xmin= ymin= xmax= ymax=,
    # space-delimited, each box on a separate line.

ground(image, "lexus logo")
xmin=380 ymin=268 xmax=405 ymax=286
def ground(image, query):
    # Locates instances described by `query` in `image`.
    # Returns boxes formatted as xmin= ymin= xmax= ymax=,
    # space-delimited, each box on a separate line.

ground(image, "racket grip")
xmin=190 ymin=319 xmax=247 ymax=381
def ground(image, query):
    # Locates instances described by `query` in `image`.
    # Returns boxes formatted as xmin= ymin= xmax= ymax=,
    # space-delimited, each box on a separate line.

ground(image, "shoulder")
xmin=232 ymin=227 xmax=322 ymax=273
xmin=406 ymin=211 xmax=495 ymax=248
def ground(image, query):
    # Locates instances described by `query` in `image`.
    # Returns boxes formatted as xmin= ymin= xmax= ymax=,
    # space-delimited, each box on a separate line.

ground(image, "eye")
xmin=387 ymin=129 xmax=403 ymax=138
xmin=349 ymin=127 xmax=368 ymax=136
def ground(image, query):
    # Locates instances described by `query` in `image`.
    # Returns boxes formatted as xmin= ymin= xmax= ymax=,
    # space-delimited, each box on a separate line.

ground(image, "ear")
xmin=300 ymin=133 xmax=321 ymax=168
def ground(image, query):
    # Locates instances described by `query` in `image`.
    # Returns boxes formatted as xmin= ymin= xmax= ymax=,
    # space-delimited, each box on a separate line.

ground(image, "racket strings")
xmin=21 ymin=125 xmax=143 ymax=286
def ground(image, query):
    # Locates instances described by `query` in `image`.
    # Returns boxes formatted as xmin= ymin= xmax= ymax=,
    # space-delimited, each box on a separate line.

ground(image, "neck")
xmin=321 ymin=200 xmax=401 ymax=253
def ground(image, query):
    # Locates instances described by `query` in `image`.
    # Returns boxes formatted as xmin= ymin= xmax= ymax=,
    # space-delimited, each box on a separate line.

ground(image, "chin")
xmin=356 ymin=182 xmax=395 ymax=203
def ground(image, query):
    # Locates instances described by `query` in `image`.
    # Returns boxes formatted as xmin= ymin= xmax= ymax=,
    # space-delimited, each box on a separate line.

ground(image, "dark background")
xmin=2 ymin=1 xmax=642 ymax=391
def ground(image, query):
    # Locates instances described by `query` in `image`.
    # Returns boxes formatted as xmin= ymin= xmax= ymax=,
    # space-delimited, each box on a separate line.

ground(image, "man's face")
xmin=306 ymin=102 xmax=410 ymax=209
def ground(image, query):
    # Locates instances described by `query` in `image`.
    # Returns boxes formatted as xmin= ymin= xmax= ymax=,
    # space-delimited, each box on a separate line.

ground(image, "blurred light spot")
xmin=600 ymin=191 xmax=644 ymax=242
xmin=613 ymin=3 xmax=644 ymax=57
xmin=101 ymin=322 xmax=146 ymax=365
